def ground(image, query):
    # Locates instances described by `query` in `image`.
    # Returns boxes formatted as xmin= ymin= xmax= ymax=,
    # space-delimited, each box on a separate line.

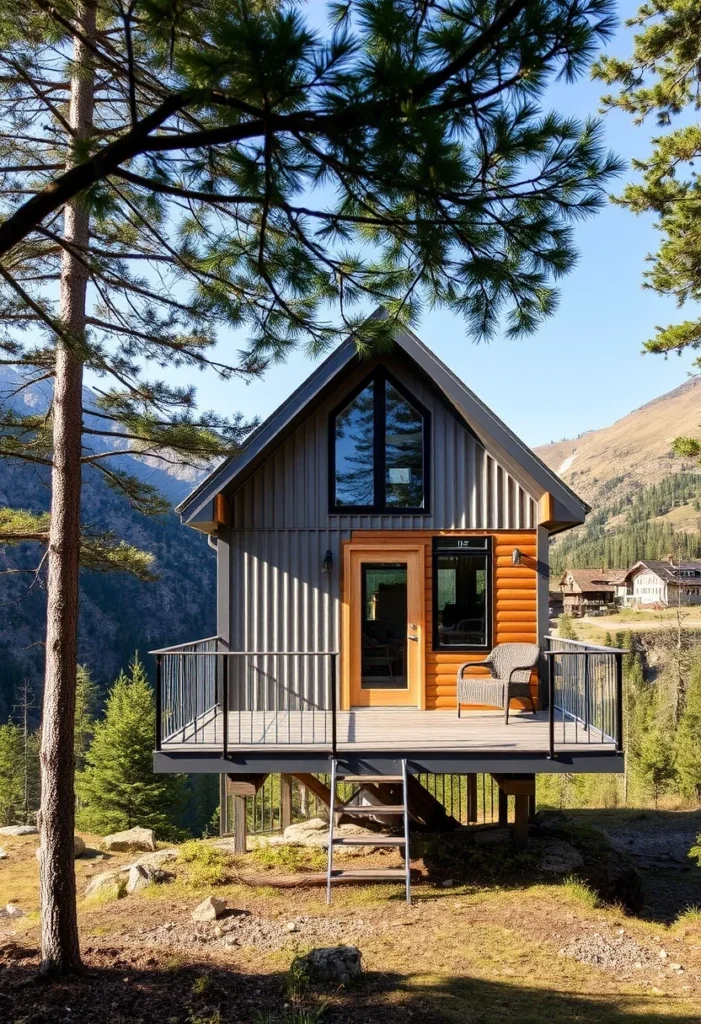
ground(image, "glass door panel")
xmin=361 ymin=562 xmax=408 ymax=689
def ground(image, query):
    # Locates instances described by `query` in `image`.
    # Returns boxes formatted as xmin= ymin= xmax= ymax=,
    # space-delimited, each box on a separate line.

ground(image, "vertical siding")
xmin=226 ymin=357 xmax=541 ymax=711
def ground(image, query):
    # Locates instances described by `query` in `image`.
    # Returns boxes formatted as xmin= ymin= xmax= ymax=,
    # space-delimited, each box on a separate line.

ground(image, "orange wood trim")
xmin=538 ymin=492 xmax=555 ymax=525
xmin=213 ymin=492 xmax=231 ymax=526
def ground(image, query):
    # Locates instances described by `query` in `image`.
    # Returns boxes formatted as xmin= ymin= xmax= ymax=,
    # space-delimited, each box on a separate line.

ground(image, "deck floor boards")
xmin=161 ymin=708 xmax=613 ymax=754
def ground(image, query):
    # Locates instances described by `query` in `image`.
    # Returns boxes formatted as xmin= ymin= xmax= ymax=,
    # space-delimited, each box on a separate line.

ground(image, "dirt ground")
xmin=2 ymin=816 xmax=701 ymax=1023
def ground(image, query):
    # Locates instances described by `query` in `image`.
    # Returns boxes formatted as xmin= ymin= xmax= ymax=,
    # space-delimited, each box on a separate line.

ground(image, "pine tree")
xmin=0 ymin=0 xmax=623 ymax=974
xmin=594 ymin=4 xmax=701 ymax=460
xmin=634 ymin=687 xmax=676 ymax=809
xmin=674 ymin=653 xmax=701 ymax=803
xmin=0 ymin=722 xmax=25 ymax=825
xmin=558 ymin=613 xmax=578 ymax=640
xmin=74 ymin=665 xmax=98 ymax=770
xmin=77 ymin=655 xmax=184 ymax=838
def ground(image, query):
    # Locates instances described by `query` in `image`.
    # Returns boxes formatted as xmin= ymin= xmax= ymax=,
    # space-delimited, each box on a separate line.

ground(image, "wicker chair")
xmin=457 ymin=643 xmax=540 ymax=723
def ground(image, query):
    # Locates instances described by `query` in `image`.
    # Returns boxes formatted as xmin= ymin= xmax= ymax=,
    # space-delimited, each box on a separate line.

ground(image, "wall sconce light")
xmin=512 ymin=548 xmax=522 ymax=566
xmin=322 ymin=549 xmax=333 ymax=574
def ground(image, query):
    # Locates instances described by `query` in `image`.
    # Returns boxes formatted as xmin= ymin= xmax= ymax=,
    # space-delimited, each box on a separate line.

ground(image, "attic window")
xmin=331 ymin=370 xmax=429 ymax=512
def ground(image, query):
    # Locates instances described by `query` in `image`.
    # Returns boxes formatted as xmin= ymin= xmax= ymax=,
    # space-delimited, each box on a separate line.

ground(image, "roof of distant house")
xmin=558 ymin=568 xmax=625 ymax=594
xmin=622 ymin=560 xmax=701 ymax=585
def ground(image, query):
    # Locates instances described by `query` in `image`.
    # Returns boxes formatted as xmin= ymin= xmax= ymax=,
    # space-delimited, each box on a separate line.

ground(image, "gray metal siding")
xmin=224 ymin=359 xmax=540 ymax=713
xmin=230 ymin=357 xmax=537 ymax=531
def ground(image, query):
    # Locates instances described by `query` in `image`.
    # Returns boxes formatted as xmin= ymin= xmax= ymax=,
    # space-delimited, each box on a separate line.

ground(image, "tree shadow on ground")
xmin=1 ymin=947 xmax=699 ymax=1024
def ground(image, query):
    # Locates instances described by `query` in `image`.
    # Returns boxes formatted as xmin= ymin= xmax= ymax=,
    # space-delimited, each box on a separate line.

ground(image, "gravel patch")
xmin=131 ymin=911 xmax=376 ymax=954
xmin=560 ymin=928 xmax=686 ymax=981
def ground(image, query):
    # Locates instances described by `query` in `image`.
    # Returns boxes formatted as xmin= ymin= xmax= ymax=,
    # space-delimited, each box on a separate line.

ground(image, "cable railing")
xmin=544 ymin=635 xmax=625 ymax=758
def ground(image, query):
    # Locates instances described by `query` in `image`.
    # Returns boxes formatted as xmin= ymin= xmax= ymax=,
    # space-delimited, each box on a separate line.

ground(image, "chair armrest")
xmin=457 ymin=658 xmax=492 ymax=679
xmin=508 ymin=664 xmax=537 ymax=682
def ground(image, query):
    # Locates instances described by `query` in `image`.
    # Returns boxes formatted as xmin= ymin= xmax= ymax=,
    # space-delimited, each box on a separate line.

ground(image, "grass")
xmin=674 ymin=905 xmax=701 ymax=931
xmin=251 ymin=844 xmax=327 ymax=873
xmin=177 ymin=841 xmax=232 ymax=887
xmin=560 ymin=875 xmax=601 ymax=909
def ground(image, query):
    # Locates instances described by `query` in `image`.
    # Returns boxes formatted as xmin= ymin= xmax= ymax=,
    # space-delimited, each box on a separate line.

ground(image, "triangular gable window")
xmin=330 ymin=370 xmax=430 ymax=512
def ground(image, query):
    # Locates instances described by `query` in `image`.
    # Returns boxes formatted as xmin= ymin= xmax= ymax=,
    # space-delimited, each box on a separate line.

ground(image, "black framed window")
xmin=330 ymin=370 xmax=429 ymax=512
xmin=433 ymin=537 xmax=492 ymax=650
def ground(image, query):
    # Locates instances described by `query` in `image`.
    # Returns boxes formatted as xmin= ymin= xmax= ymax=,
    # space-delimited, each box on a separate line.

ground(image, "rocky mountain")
xmin=535 ymin=377 xmax=701 ymax=509
xmin=0 ymin=370 xmax=216 ymax=720
xmin=534 ymin=377 xmax=701 ymax=573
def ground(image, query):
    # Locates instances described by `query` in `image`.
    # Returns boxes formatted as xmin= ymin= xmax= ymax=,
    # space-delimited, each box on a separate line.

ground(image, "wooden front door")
xmin=343 ymin=543 xmax=425 ymax=708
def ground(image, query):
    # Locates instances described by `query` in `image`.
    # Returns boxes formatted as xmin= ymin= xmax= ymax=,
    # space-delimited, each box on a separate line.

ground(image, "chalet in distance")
xmin=621 ymin=558 xmax=701 ymax=607
xmin=152 ymin=320 xmax=625 ymax=892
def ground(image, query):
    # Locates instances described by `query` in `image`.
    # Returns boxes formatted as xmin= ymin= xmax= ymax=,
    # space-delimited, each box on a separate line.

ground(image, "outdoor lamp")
xmin=322 ymin=549 xmax=333 ymax=574
xmin=512 ymin=548 xmax=522 ymax=566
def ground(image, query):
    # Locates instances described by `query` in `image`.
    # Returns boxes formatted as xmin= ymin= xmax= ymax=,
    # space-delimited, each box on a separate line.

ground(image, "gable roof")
xmin=558 ymin=568 xmax=625 ymax=594
xmin=177 ymin=316 xmax=590 ymax=532
xmin=623 ymin=560 xmax=701 ymax=585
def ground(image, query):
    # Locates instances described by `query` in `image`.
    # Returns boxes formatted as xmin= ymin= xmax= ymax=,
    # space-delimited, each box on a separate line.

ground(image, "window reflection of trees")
xmin=385 ymin=383 xmax=424 ymax=508
xmin=334 ymin=383 xmax=375 ymax=506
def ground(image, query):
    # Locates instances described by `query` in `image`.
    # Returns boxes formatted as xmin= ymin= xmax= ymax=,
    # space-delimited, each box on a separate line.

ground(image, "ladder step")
xmin=333 ymin=835 xmax=405 ymax=847
xmin=335 ymin=804 xmax=405 ymax=815
xmin=337 ymin=775 xmax=404 ymax=783
xmin=330 ymin=868 xmax=407 ymax=881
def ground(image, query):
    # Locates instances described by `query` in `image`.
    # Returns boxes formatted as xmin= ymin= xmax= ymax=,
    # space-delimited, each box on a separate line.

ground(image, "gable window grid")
xmin=329 ymin=368 xmax=431 ymax=514
xmin=432 ymin=536 xmax=493 ymax=652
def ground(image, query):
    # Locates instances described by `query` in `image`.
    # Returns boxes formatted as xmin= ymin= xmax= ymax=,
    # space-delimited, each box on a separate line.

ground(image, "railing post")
xmin=155 ymin=654 xmax=162 ymax=752
xmin=615 ymin=651 xmax=624 ymax=754
xmin=330 ymin=653 xmax=338 ymax=757
xmin=221 ymin=653 xmax=229 ymax=760
xmin=547 ymin=650 xmax=555 ymax=760
xmin=583 ymin=652 xmax=590 ymax=732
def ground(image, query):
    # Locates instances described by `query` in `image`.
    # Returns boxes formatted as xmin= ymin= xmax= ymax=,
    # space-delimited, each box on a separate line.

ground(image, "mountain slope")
xmin=534 ymin=377 xmax=701 ymax=509
xmin=0 ymin=371 xmax=215 ymax=720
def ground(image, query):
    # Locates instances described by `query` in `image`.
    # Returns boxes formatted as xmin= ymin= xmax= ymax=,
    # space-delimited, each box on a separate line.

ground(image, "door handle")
xmin=407 ymin=635 xmax=419 ymax=642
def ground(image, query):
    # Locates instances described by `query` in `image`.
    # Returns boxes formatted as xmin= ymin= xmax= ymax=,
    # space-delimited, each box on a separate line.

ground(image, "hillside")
xmin=535 ymin=376 xmax=701 ymax=509
xmin=0 ymin=370 xmax=216 ymax=720
xmin=534 ymin=377 xmax=701 ymax=573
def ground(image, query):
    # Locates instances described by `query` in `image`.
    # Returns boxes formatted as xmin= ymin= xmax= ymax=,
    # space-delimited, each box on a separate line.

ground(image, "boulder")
xmin=192 ymin=896 xmax=226 ymax=922
xmin=539 ymin=841 xmax=585 ymax=875
xmin=35 ymin=836 xmax=86 ymax=862
xmin=581 ymin=846 xmax=644 ymax=914
xmin=101 ymin=826 xmax=156 ymax=853
xmin=84 ymin=869 xmax=127 ymax=899
xmin=473 ymin=827 xmax=511 ymax=846
xmin=261 ymin=818 xmax=386 ymax=853
xmin=128 ymin=848 xmax=177 ymax=871
xmin=0 ymin=847 xmax=7 ymax=859
xmin=1 ymin=904 xmax=24 ymax=919
xmin=0 ymin=825 xmax=38 ymax=836
xmin=126 ymin=863 xmax=171 ymax=894
xmin=293 ymin=946 xmax=363 ymax=986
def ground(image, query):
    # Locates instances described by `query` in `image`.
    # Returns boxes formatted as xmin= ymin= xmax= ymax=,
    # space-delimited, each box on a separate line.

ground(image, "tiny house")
xmin=153 ymin=320 xmax=625 ymax=874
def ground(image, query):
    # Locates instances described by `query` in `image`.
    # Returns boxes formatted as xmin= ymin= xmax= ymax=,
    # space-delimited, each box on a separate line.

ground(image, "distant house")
xmin=557 ymin=569 xmax=626 ymax=617
xmin=621 ymin=559 xmax=701 ymax=607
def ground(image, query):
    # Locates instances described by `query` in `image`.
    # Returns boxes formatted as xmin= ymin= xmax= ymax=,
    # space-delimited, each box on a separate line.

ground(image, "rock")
xmin=581 ymin=846 xmax=644 ymax=914
xmin=473 ymin=828 xmax=511 ymax=846
xmin=260 ymin=818 xmax=384 ymax=853
xmin=127 ymin=849 xmax=177 ymax=871
xmin=670 ymin=963 xmax=683 ymax=972
xmin=441 ymin=879 xmax=454 ymax=888
xmin=35 ymin=836 xmax=86 ymax=862
xmin=191 ymin=896 xmax=226 ymax=922
xmin=3 ymin=904 xmax=24 ymax=918
xmin=84 ymin=869 xmax=127 ymax=899
xmin=532 ymin=810 xmax=570 ymax=836
xmin=293 ymin=946 xmax=363 ymax=986
xmin=0 ymin=825 xmax=38 ymax=836
xmin=0 ymin=847 xmax=7 ymax=859
xmin=126 ymin=865 xmax=154 ymax=894
xmin=286 ymin=921 xmax=300 ymax=932
xmin=539 ymin=841 xmax=585 ymax=875
xmin=101 ymin=826 xmax=156 ymax=853
xmin=658 ymin=949 xmax=668 ymax=960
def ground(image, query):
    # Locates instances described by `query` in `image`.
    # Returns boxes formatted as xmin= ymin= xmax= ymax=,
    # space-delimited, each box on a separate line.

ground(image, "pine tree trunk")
xmin=39 ymin=0 xmax=96 ymax=975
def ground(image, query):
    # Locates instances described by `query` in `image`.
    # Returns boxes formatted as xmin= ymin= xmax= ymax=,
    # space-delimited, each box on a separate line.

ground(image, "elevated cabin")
xmin=153 ymin=323 xmax=625 ymax=823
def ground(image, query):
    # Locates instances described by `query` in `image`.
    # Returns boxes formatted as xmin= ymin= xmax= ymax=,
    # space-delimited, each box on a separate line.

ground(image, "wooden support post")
xmin=233 ymin=794 xmax=247 ymax=855
xmin=514 ymin=794 xmax=529 ymax=849
xmin=498 ymin=787 xmax=508 ymax=826
xmin=219 ymin=774 xmax=228 ymax=837
xmin=281 ymin=774 xmax=293 ymax=832
xmin=528 ymin=778 xmax=536 ymax=821
xmin=467 ymin=774 xmax=478 ymax=823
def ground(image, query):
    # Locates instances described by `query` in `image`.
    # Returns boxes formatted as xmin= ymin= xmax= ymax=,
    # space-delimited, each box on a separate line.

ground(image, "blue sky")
xmin=161 ymin=1 xmax=700 ymax=449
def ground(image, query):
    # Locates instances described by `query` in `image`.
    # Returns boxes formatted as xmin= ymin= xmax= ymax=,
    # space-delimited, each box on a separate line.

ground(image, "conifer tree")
xmin=634 ymin=687 xmax=676 ymax=809
xmin=674 ymin=652 xmax=701 ymax=803
xmin=77 ymin=655 xmax=184 ymax=837
xmin=0 ymin=722 xmax=25 ymax=825
xmin=74 ymin=665 xmax=98 ymax=770
xmin=594 ymin=3 xmax=701 ymax=460
xmin=0 ymin=0 xmax=622 ymax=974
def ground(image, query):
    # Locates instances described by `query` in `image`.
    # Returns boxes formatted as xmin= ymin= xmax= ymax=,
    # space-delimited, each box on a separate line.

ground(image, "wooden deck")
xmin=161 ymin=707 xmax=614 ymax=754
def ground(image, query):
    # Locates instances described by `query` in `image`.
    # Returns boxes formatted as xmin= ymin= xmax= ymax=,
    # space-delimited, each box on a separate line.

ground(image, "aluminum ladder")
xmin=326 ymin=758 xmax=411 ymax=904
